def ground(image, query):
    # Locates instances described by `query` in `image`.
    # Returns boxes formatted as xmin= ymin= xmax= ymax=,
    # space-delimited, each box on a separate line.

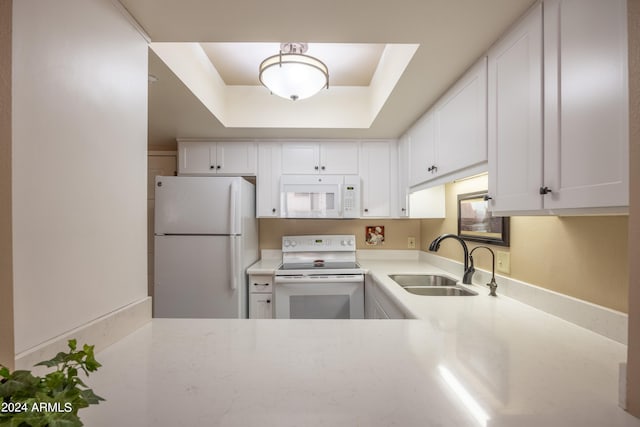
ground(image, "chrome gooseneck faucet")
xmin=469 ymin=246 xmax=498 ymax=297
xmin=428 ymin=234 xmax=474 ymax=284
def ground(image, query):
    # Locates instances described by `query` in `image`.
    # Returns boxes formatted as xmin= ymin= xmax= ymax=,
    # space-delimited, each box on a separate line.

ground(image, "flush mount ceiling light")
xmin=259 ymin=42 xmax=329 ymax=101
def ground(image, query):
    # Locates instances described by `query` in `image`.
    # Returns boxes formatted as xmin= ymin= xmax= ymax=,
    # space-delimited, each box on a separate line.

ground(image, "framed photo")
xmin=365 ymin=226 xmax=385 ymax=246
xmin=457 ymin=191 xmax=510 ymax=246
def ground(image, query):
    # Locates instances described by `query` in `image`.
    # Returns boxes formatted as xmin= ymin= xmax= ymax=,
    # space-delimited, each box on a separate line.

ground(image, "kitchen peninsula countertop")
xmin=83 ymin=258 xmax=640 ymax=427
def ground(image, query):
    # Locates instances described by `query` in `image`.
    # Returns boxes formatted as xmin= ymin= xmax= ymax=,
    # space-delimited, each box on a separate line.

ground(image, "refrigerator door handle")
xmin=230 ymin=179 xmax=239 ymax=235
xmin=230 ymin=236 xmax=238 ymax=290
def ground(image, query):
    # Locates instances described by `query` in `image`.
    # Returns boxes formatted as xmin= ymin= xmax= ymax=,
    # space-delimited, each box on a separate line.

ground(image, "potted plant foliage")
xmin=0 ymin=339 xmax=104 ymax=427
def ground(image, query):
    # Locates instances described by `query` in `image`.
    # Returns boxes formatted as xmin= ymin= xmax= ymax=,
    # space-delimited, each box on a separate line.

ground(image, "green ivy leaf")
xmin=35 ymin=352 xmax=68 ymax=369
xmin=79 ymin=388 xmax=105 ymax=405
xmin=45 ymin=411 xmax=83 ymax=427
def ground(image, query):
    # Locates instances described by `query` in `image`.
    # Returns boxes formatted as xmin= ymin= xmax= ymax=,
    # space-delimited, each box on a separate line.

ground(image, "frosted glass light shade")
xmin=259 ymin=52 xmax=329 ymax=101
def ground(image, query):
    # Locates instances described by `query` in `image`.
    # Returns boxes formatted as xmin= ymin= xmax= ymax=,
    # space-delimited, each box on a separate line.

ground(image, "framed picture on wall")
xmin=457 ymin=191 xmax=510 ymax=246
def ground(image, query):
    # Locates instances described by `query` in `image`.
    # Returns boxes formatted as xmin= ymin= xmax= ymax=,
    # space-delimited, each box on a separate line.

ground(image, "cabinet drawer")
xmin=249 ymin=293 xmax=273 ymax=319
xmin=249 ymin=275 xmax=273 ymax=293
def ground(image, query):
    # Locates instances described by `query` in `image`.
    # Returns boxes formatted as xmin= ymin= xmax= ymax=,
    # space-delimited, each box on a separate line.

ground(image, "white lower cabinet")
xmin=248 ymin=275 xmax=273 ymax=319
xmin=365 ymin=276 xmax=406 ymax=319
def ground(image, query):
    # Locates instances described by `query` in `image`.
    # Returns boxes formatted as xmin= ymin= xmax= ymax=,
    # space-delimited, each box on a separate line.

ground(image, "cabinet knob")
xmin=266 ymin=299 xmax=271 ymax=304
xmin=216 ymin=165 xmax=221 ymax=169
xmin=427 ymin=165 xmax=438 ymax=173
xmin=314 ymin=166 xmax=319 ymax=170
xmin=209 ymin=165 xmax=215 ymax=169
xmin=321 ymin=166 xmax=326 ymax=170
xmin=539 ymin=186 xmax=552 ymax=195
xmin=483 ymin=195 xmax=493 ymax=201
xmin=272 ymin=208 xmax=276 ymax=213
xmin=401 ymin=208 xmax=406 ymax=212
xmin=364 ymin=208 xmax=369 ymax=213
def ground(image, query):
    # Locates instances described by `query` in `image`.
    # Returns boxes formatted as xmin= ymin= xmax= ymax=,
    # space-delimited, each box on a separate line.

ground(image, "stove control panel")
xmin=282 ymin=235 xmax=356 ymax=252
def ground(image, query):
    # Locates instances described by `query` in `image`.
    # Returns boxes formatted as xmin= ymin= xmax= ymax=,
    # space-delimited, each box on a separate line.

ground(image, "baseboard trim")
xmin=419 ymin=252 xmax=628 ymax=344
xmin=15 ymin=297 xmax=152 ymax=371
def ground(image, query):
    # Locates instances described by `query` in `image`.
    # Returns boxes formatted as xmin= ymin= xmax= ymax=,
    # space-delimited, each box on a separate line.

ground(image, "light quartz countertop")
xmin=83 ymin=258 xmax=640 ymax=426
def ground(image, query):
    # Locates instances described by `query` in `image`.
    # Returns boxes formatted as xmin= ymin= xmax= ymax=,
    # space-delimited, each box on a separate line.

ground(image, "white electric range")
xmin=273 ymin=235 xmax=365 ymax=319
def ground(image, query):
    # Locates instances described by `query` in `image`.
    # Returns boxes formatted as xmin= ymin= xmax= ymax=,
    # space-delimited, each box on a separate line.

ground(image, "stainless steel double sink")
xmin=388 ymin=274 xmax=478 ymax=296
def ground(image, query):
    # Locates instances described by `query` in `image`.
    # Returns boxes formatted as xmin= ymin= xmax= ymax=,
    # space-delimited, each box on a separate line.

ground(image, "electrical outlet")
xmin=496 ymin=251 xmax=510 ymax=274
xmin=408 ymin=237 xmax=416 ymax=249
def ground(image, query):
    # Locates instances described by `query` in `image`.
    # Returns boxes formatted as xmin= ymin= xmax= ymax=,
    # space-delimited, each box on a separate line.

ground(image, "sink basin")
xmin=388 ymin=274 xmax=458 ymax=287
xmin=402 ymin=286 xmax=478 ymax=296
xmin=388 ymin=274 xmax=477 ymax=296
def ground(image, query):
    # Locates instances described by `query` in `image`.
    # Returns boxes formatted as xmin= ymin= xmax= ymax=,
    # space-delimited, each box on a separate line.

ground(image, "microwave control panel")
xmin=342 ymin=176 xmax=360 ymax=218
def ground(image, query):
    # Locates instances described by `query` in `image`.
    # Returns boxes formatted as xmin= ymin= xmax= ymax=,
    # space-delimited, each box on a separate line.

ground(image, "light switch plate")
xmin=496 ymin=251 xmax=510 ymax=274
xmin=408 ymin=237 xmax=416 ymax=249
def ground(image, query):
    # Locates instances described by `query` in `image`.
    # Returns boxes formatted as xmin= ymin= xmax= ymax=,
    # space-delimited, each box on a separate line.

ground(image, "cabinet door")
xmin=281 ymin=143 xmax=320 ymax=174
xmin=397 ymin=134 xmax=410 ymax=217
xmin=488 ymin=4 xmax=543 ymax=213
xmin=320 ymin=142 xmax=359 ymax=174
xmin=408 ymin=111 xmax=436 ymax=186
xmin=178 ymin=141 xmax=215 ymax=175
xmin=434 ymin=57 xmax=488 ymax=177
xmin=543 ymin=0 xmax=628 ymax=209
xmin=360 ymin=141 xmax=391 ymax=217
xmin=249 ymin=293 xmax=273 ymax=319
xmin=257 ymin=143 xmax=282 ymax=217
xmin=215 ymin=142 xmax=257 ymax=176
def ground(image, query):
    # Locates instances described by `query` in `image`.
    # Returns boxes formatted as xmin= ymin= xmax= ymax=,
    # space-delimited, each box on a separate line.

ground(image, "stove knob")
xmin=348 ymin=239 xmax=354 ymax=246
xmin=341 ymin=240 xmax=348 ymax=246
xmin=290 ymin=241 xmax=297 ymax=247
xmin=283 ymin=240 xmax=290 ymax=248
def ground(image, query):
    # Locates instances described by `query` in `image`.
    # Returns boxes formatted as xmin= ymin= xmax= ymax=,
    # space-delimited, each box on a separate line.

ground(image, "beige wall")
xmin=420 ymin=177 xmax=629 ymax=313
xmin=627 ymin=0 xmax=640 ymax=416
xmin=0 ymin=0 xmax=13 ymax=370
xmin=259 ymin=219 xmax=421 ymax=250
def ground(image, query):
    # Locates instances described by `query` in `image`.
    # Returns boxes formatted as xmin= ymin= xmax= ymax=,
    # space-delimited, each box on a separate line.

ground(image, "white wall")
xmin=12 ymin=0 xmax=148 ymax=354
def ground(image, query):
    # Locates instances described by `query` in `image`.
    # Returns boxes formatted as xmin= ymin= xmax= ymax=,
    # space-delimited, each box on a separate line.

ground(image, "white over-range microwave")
xmin=280 ymin=175 xmax=360 ymax=218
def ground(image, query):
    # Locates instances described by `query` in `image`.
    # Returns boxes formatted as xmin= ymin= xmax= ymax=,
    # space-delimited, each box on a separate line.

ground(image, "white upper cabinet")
xmin=257 ymin=143 xmax=282 ymax=218
xmin=397 ymin=134 xmax=410 ymax=217
xmin=488 ymin=0 xmax=628 ymax=214
xmin=408 ymin=57 xmax=487 ymax=187
xmin=281 ymin=141 xmax=359 ymax=174
xmin=360 ymin=141 xmax=393 ymax=217
xmin=542 ymin=0 xmax=628 ymax=211
xmin=433 ymin=57 xmax=488 ymax=177
xmin=177 ymin=140 xmax=257 ymax=176
xmin=488 ymin=3 xmax=544 ymax=213
xmin=408 ymin=111 xmax=436 ymax=187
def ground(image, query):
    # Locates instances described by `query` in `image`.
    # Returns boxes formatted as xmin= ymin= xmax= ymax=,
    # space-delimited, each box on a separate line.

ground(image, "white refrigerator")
xmin=154 ymin=176 xmax=259 ymax=318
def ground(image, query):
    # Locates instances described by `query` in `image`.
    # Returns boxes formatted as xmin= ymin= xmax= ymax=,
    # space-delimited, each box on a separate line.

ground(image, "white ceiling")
xmin=118 ymin=0 xmax=538 ymax=148
xmin=201 ymin=42 xmax=385 ymax=86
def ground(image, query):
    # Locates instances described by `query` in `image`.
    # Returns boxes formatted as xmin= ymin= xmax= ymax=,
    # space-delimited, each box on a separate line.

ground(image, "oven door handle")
xmin=274 ymin=275 xmax=363 ymax=284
